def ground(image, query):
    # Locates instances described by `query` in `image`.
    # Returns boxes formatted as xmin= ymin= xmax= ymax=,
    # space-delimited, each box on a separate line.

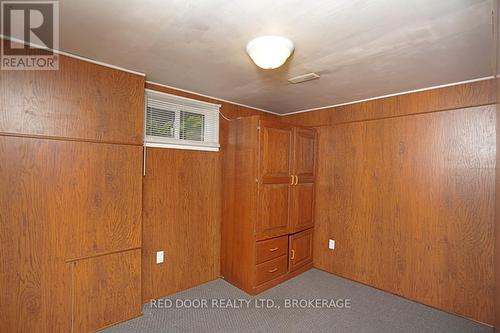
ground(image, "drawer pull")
xmin=268 ymin=268 xmax=278 ymax=273
xmin=269 ymin=247 xmax=279 ymax=252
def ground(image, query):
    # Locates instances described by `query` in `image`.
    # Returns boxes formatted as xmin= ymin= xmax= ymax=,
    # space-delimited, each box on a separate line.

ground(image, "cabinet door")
xmin=290 ymin=183 xmax=315 ymax=232
xmin=257 ymin=184 xmax=290 ymax=239
xmin=293 ymin=127 xmax=317 ymax=182
xmin=290 ymin=127 xmax=317 ymax=232
xmin=289 ymin=229 xmax=313 ymax=272
xmin=259 ymin=120 xmax=293 ymax=181
xmin=257 ymin=120 xmax=293 ymax=239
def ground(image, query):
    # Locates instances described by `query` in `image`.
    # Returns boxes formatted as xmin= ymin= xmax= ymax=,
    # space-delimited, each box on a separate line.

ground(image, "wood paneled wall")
xmin=494 ymin=4 xmax=500 ymax=330
xmin=495 ymin=75 xmax=499 ymax=330
xmin=142 ymin=83 xmax=274 ymax=301
xmin=284 ymin=80 xmax=496 ymax=325
xmin=0 ymin=53 xmax=144 ymax=332
xmin=285 ymin=79 xmax=495 ymax=127
xmin=73 ymin=249 xmax=142 ymax=332
xmin=142 ymin=148 xmax=220 ymax=300
xmin=0 ymin=54 xmax=144 ymax=144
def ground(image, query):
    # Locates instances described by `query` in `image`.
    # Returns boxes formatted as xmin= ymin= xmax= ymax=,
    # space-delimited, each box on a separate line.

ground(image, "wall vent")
xmin=288 ymin=72 xmax=320 ymax=84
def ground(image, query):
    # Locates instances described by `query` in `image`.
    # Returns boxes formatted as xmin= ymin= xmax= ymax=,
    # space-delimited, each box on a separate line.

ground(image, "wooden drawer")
xmin=256 ymin=236 xmax=288 ymax=264
xmin=255 ymin=255 xmax=288 ymax=286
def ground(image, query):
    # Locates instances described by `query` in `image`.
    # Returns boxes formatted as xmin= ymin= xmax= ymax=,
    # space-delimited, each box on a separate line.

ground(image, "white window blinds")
xmin=144 ymin=89 xmax=220 ymax=151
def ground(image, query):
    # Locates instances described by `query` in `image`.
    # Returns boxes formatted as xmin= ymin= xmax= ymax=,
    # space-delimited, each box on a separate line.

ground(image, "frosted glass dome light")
xmin=246 ymin=36 xmax=294 ymax=69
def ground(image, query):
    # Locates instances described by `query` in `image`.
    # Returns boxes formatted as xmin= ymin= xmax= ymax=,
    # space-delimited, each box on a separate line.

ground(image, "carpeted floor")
xmin=102 ymin=269 xmax=492 ymax=333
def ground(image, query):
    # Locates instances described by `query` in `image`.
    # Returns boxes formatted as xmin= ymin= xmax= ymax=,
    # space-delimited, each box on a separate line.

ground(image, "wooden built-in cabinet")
xmin=221 ymin=115 xmax=317 ymax=295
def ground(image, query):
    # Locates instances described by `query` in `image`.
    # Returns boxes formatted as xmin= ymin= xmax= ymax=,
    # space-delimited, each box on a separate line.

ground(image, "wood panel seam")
xmin=0 ymin=132 xmax=143 ymax=146
xmin=66 ymin=247 xmax=142 ymax=263
xmin=314 ymin=102 xmax=496 ymax=127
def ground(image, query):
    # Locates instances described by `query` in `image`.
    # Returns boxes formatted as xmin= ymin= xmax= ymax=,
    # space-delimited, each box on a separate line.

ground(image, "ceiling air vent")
xmin=288 ymin=72 xmax=320 ymax=84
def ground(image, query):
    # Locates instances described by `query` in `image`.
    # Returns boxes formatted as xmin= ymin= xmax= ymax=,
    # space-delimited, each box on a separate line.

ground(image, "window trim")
xmin=144 ymin=89 xmax=221 ymax=152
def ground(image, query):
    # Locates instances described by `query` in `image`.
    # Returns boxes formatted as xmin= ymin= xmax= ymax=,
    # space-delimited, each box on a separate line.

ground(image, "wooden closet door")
xmin=289 ymin=229 xmax=313 ymax=272
xmin=293 ymin=128 xmax=317 ymax=181
xmin=291 ymin=127 xmax=317 ymax=232
xmin=290 ymin=183 xmax=315 ymax=232
xmin=257 ymin=120 xmax=293 ymax=240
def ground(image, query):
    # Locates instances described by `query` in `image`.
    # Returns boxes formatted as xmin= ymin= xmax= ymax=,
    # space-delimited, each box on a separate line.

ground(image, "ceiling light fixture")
xmin=246 ymin=35 xmax=294 ymax=69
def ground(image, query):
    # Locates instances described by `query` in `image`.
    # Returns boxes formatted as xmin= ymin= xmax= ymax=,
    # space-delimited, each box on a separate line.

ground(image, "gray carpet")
xmin=102 ymin=269 xmax=492 ymax=333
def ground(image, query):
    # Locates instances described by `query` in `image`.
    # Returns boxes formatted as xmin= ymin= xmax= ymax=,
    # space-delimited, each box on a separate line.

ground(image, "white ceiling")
xmin=59 ymin=0 xmax=494 ymax=114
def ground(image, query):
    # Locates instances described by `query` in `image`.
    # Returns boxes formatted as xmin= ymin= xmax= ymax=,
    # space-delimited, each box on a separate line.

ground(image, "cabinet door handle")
xmin=290 ymin=175 xmax=294 ymax=185
xmin=269 ymin=247 xmax=279 ymax=252
xmin=268 ymin=268 xmax=278 ymax=273
xmin=295 ymin=175 xmax=299 ymax=185
xmin=291 ymin=249 xmax=295 ymax=260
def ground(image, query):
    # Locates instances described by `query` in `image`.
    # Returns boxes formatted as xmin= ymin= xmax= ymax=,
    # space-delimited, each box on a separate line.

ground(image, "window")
xmin=180 ymin=111 xmax=204 ymax=141
xmin=144 ymin=89 xmax=220 ymax=151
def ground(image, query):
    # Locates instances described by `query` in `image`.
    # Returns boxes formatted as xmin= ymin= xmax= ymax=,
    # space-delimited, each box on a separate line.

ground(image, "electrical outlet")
xmin=329 ymin=239 xmax=335 ymax=250
xmin=156 ymin=251 xmax=164 ymax=264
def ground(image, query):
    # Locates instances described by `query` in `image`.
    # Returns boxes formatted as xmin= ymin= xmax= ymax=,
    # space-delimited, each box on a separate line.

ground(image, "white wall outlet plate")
xmin=156 ymin=251 xmax=164 ymax=264
xmin=329 ymin=239 xmax=335 ymax=250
